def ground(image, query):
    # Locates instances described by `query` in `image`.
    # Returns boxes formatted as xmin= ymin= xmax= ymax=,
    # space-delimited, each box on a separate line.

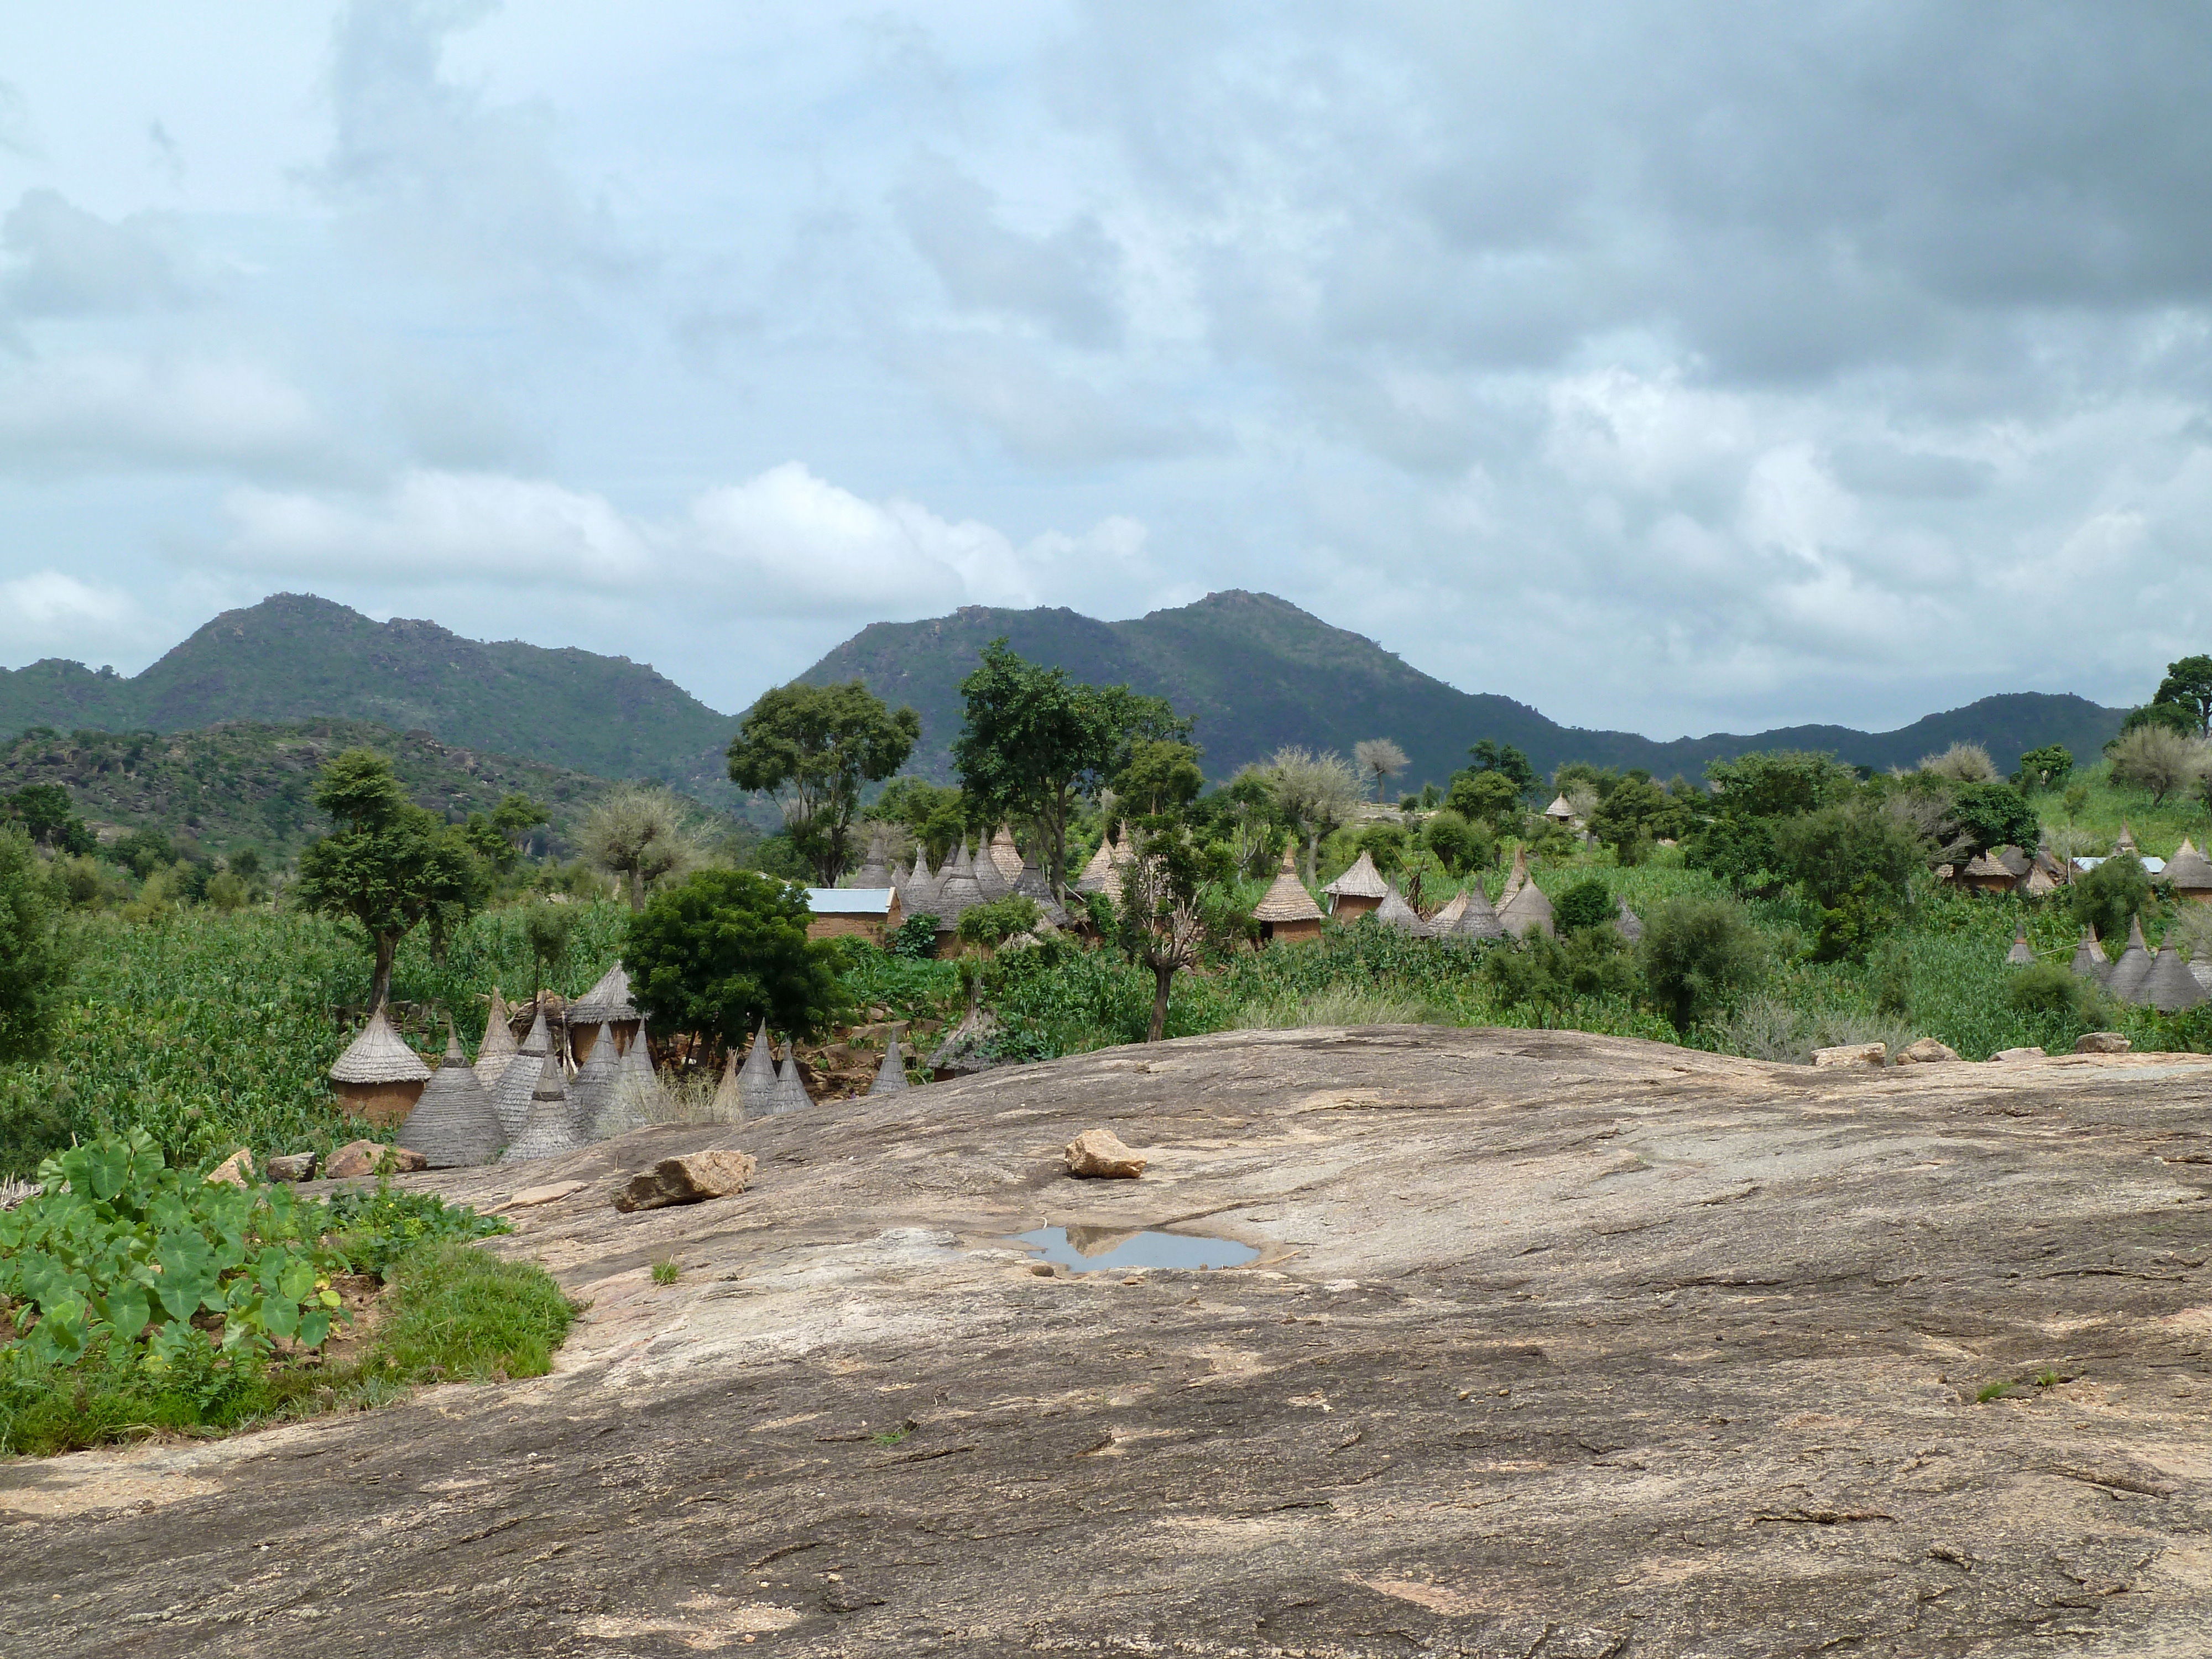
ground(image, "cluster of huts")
xmin=1991 ymin=832 xmax=2212 ymax=1012
xmin=1313 ymin=845 xmax=1640 ymax=943
xmin=324 ymin=964 xmax=911 ymax=1170
xmin=806 ymin=825 xmax=1067 ymax=948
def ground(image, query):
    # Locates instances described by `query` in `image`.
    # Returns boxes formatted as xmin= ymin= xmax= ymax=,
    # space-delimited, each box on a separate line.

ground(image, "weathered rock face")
xmin=203 ymin=1148 xmax=253 ymax=1187
xmin=263 ymin=1152 xmax=316 ymax=1182
xmin=8 ymin=1026 xmax=2212 ymax=1657
xmin=1811 ymin=1041 xmax=1885 ymax=1067
xmin=613 ymin=1150 xmax=757 ymax=1213
xmin=2077 ymin=1031 xmax=2133 ymax=1055
xmin=1063 ymin=1126 xmax=1146 ymax=1178
xmin=1991 ymin=1045 xmax=2049 ymax=1062
xmin=1895 ymin=1036 xmax=1961 ymax=1065
xmin=324 ymin=1140 xmax=426 ymax=1179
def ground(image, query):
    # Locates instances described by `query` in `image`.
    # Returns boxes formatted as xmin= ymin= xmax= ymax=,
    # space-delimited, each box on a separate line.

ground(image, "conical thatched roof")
xmin=566 ymin=1022 xmax=620 ymax=1140
xmin=1112 ymin=823 xmax=1138 ymax=865
xmin=972 ymin=835 xmax=1012 ymax=900
xmin=2166 ymin=837 xmax=2212 ymax=891
xmin=1428 ymin=889 xmax=1467 ymax=930
xmin=871 ymin=1027 xmax=910 ymax=1095
xmin=498 ymin=1050 xmax=582 ymax=1163
xmin=735 ymin=1020 xmax=778 ymax=1116
xmin=933 ymin=859 xmax=985 ymax=924
xmin=1543 ymin=794 xmax=1577 ymax=822
xmin=1961 ymin=851 xmax=2013 ymax=880
xmin=568 ymin=962 xmax=639 ymax=1025
xmin=1011 ymin=857 xmax=1068 ymax=926
xmin=2107 ymin=916 xmax=2155 ymax=1003
xmin=1074 ymin=836 xmax=1117 ymax=895
xmin=1614 ymin=895 xmax=1644 ymax=943
xmin=1253 ymin=847 xmax=1324 ymax=923
xmin=768 ymin=1044 xmax=812 ymax=1114
xmin=329 ymin=1006 xmax=433 ymax=1086
xmin=2142 ymin=946 xmax=2208 ymax=1013
xmin=1499 ymin=846 xmax=1530 ymax=906
xmin=1992 ymin=845 xmax=2032 ymax=879
xmin=2025 ymin=865 xmax=2059 ymax=897
xmin=474 ymin=988 xmax=518 ymax=1089
xmin=490 ymin=1010 xmax=552 ymax=1138
xmin=848 ymin=827 xmax=893 ymax=889
xmin=617 ymin=1021 xmax=667 ymax=1119
xmin=2006 ymin=928 xmax=2034 ymax=966
xmin=1498 ymin=874 xmax=1555 ymax=938
xmin=2114 ymin=823 xmax=2139 ymax=853
xmin=400 ymin=1030 xmax=503 ymax=1168
xmin=2070 ymin=928 xmax=2106 ymax=981
xmin=1324 ymin=849 xmax=1390 ymax=900
xmin=1446 ymin=880 xmax=1506 ymax=940
xmin=989 ymin=827 xmax=1024 ymax=884
xmin=1373 ymin=882 xmax=1432 ymax=936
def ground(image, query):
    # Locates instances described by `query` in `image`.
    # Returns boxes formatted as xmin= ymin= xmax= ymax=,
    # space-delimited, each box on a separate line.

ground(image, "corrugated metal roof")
xmin=807 ymin=887 xmax=894 ymax=915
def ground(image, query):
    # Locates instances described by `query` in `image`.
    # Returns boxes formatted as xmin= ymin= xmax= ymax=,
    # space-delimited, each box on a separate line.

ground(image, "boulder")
xmin=1812 ymin=1043 xmax=1885 ymax=1069
xmin=1893 ymin=1038 xmax=1960 ymax=1066
xmin=614 ymin=1150 xmax=758 ymax=1213
xmin=1990 ymin=1046 xmax=2047 ymax=1062
xmin=1065 ymin=1128 xmax=1147 ymax=1179
xmin=2074 ymin=1031 xmax=2132 ymax=1055
xmin=205 ymin=1148 xmax=254 ymax=1187
xmin=326 ymin=1139 xmax=428 ymax=1179
xmin=265 ymin=1152 xmax=316 ymax=1182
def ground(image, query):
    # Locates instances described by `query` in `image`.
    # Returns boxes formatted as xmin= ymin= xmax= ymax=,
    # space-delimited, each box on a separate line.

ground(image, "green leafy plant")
xmin=888 ymin=911 xmax=941 ymax=959
xmin=651 ymin=1257 xmax=680 ymax=1286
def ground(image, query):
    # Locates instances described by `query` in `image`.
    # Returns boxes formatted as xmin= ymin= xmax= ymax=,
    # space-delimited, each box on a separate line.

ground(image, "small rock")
xmin=614 ymin=1149 xmax=758 ymax=1213
xmin=2074 ymin=1031 xmax=2132 ymax=1055
xmin=508 ymin=1179 xmax=588 ymax=1208
xmin=1812 ymin=1042 xmax=1885 ymax=1068
xmin=205 ymin=1148 xmax=254 ymax=1187
xmin=265 ymin=1152 xmax=316 ymax=1182
xmin=1030 ymin=1262 xmax=1055 ymax=1276
xmin=1065 ymin=1128 xmax=1147 ymax=1178
xmin=1895 ymin=1037 xmax=1961 ymax=1066
xmin=1990 ymin=1046 xmax=2047 ymax=1062
xmin=325 ymin=1140 xmax=428 ymax=1179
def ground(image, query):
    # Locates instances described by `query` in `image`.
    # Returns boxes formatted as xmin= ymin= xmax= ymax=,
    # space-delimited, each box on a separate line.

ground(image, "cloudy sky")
xmin=2 ymin=4 xmax=2207 ymax=737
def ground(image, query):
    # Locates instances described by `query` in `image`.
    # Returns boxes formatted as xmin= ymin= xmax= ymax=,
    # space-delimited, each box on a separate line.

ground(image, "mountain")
xmin=800 ymin=589 xmax=2127 ymax=785
xmin=0 ymin=593 xmax=737 ymax=799
xmin=0 ymin=720 xmax=620 ymax=859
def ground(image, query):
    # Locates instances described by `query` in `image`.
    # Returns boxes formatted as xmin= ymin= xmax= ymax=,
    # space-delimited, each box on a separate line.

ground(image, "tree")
xmin=1553 ymin=878 xmax=1613 ymax=933
xmin=1639 ymin=896 xmax=1766 ymax=1030
xmin=1704 ymin=750 xmax=1858 ymax=819
xmin=1917 ymin=743 xmax=1998 ymax=783
xmin=1586 ymin=774 xmax=1691 ymax=863
xmin=727 ymin=680 xmax=920 ymax=886
xmin=1109 ymin=821 xmax=1249 ymax=1042
xmin=2068 ymin=853 xmax=2150 ymax=946
xmin=4 ymin=784 xmax=93 ymax=855
xmin=465 ymin=793 xmax=547 ymax=875
xmin=1484 ymin=927 xmax=1634 ymax=1027
xmin=956 ymin=894 xmax=1041 ymax=950
xmin=1943 ymin=782 xmax=2041 ymax=855
xmin=580 ymin=786 xmax=702 ymax=910
xmin=2012 ymin=744 xmax=2073 ymax=792
xmin=2120 ymin=700 xmax=2199 ymax=738
xmin=2106 ymin=724 xmax=2211 ymax=807
xmin=1353 ymin=738 xmax=1409 ymax=802
xmin=1353 ymin=821 xmax=1410 ymax=876
xmin=625 ymin=869 xmax=847 ymax=1053
xmin=1772 ymin=802 xmax=1927 ymax=909
xmin=520 ymin=898 xmax=575 ymax=1004
xmin=1446 ymin=769 xmax=1524 ymax=835
xmin=869 ymin=778 xmax=969 ymax=865
xmin=1420 ymin=808 xmax=1490 ymax=875
xmin=1113 ymin=740 xmax=1204 ymax=816
xmin=1467 ymin=740 xmax=1537 ymax=801
xmin=294 ymin=750 xmax=487 ymax=1011
xmin=2153 ymin=654 xmax=2212 ymax=734
xmin=1684 ymin=816 xmax=1784 ymax=897
xmin=1263 ymin=747 xmax=1362 ymax=882
xmin=0 ymin=826 xmax=68 ymax=1064
xmin=952 ymin=641 xmax=1183 ymax=898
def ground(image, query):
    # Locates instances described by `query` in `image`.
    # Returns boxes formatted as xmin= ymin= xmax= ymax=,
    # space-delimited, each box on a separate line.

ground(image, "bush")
xmin=1945 ymin=782 xmax=2040 ymax=855
xmin=889 ymin=912 xmax=940 ymax=959
xmin=0 ymin=826 xmax=68 ymax=1064
xmin=1772 ymin=802 xmax=1926 ymax=911
xmin=2106 ymin=725 xmax=2211 ymax=807
xmin=627 ymin=868 xmax=847 ymax=1047
xmin=1918 ymin=743 xmax=1999 ymax=783
xmin=956 ymin=895 xmax=1041 ymax=947
xmin=2068 ymin=853 xmax=2151 ymax=943
xmin=2008 ymin=961 xmax=2106 ymax=1022
xmin=2013 ymin=744 xmax=2074 ymax=792
xmin=1484 ymin=927 xmax=1635 ymax=1027
xmin=1354 ymin=822 xmax=1410 ymax=875
xmin=1553 ymin=878 xmax=1614 ymax=933
xmin=1638 ymin=896 xmax=1767 ymax=1030
xmin=1684 ymin=816 xmax=1784 ymax=898
xmin=1419 ymin=809 xmax=1490 ymax=875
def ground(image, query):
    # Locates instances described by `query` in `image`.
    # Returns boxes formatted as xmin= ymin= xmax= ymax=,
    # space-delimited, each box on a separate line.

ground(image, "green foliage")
xmin=888 ymin=911 xmax=941 ymax=959
xmin=0 ymin=827 xmax=69 ymax=1065
xmin=1553 ymin=877 xmax=1614 ymax=934
xmin=651 ymin=1257 xmax=680 ymax=1286
xmin=2068 ymin=853 xmax=2151 ymax=943
xmin=1353 ymin=821 xmax=1410 ymax=876
xmin=370 ymin=1243 xmax=573 ymax=1383
xmin=2008 ymin=961 xmax=2107 ymax=1023
xmin=1772 ymin=802 xmax=1926 ymax=909
xmin=869 ymin=778 xmax=970 ymax=863
xmin=727 ymin=680 xmax=921 ymax=885
xmin=1113 ymin=740 xmax=1204 ymax=816
xmin=519 ymin=896 xmax=576 ymax=999
xmin=108 ymin=826 xmax=179 ymax=880
xmin=322 ymin=1182 xmax=509 ymax=1277
xmin=2151 ymin=654 xmax=2212 ymax=733
xmin=1467 ymin=740 xmax=1537 ymax=800
xmin=1446 ymin=768 xmax=1524 ymax=833
xmin=1639 ymin=896 xmax=1767 ymax=1029
xmin=1684 ymin=815 xmax=1785 ymax=898
xmin=3 ymin=783 xmax=94 ymax=855
xmin=1809 ymin=875 xmax=1898 ymax=966
xmin=2013 ymin=743 xmax=2074 ymax=791
xmin=1483 ymin=927 xmax=1635 ymax=1026
xmin=1585 ymin=773 xmax=1691 ymax=862
xmin=1945 ymin=782 xmax=2040 ymax=854
xmin=1704 ymin=750 xmax=1858 ymax=820
xmin=1419 ymin=808 xmax=1490 ymax=875
xmin=957 ymin=894 xmax=1042 ymax=947
xmin=627 ymin=868 xmax=847 ymax=1047
xmin=2119 ymin=700 xmax=2199 ymax=739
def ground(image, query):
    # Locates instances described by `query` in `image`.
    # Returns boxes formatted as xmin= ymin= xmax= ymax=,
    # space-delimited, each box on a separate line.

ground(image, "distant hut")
xmin=1252 ymin=848 xmax=1325 ymax=945
xmin=1445 ymin=880 xmax=1506 ymax=942
xmin=769 ymin=1043 xmax=812 ymax=1114
xmin=736 ymin=1020 xmax=778 ymax=1117
xmin=566 ymin=1022 xmax=620 ymax=1140
xmin=1323 ymin=850 xmax=1389 ymax=921
xmin=1543 ymin=794 xmax=1578 ymax=825
xmin=2114 ymin=823 xmax=2140 ymax=855
xmin=1373 ymin=882 xmax=1432 ymax=937
xmin=971 ymin=837 xmax=1013 ymax=902
xmin=489 ymin=1009 xmax=554 ymax=1139
xmin=1498 ymin=869 xmax=1556 ymax=938
xmin=1614 ymin=895 xmax=1644 ymax=943
xmin=846 ymin=828 xmax=894 ymax=890
xmin=871 ymin=1027 xmax=910 ymax=1095
xmin=1428 ymin=889 xmax=1468 ymax=930
xmin=1011 ymin=856 xmax=1069 ymax=928
xmin=932 ymin=855 xmax=986 ymax=944
xmin=566 ymin=962 xmax=640 ymax=1065
xmin=399 ymin=1028 xmax=503 ymax=1168
xmin=806 ymin=886 xmax=902 ymax=945
xmin=2107 ymin=916 xmax=2156 ymax=1003
xmin=2024 ymin=863 xmax=2060 ymax=898
xmin=2142 ymin=946 xmax=2208 ymax=1013
xmin=1959 ymin=851 xmax=2020 ymax=894
xmin=707 ymin=1049 xmax=745 ymax=1126
xmin=1499 ymin=846 xmax=1531 ymax=907
xmin=498 ymin=1050 xmax=582 ymax=1164
xmin=615 ymin=1021 xmax=667 ymax=1121
xmin=2166 ymin=837 xmax=2212 ymax=901
xmin=473 ymin=987 xmax=519 ymax=1091
xmin=988 ymin=826 xmax=1024 ymax=888
xmin=1074 ymin=835 xmax=1118 ymax=896
xmin=2070 ymin=928 xmax=2110 ymax=984
xmin=902 ymin=852 xmax=942 ymax=916
xmin=328 ymin=1006 xmax=433 ymax=1127
xmin=2005 ymin=927 xmax=2034 ymax=966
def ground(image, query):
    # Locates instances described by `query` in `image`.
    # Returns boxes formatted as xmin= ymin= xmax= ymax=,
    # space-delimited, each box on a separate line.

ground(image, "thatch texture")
xmin=1253 ymin=848 xmax=1324 ymax=924
xmin=902 ymin=854 xmax=941 ymax=914
xmin=1074 ymin=837 xmax=1117 ymax=895
xmin=2142 ymin=947 xmax=2208 ymax=1013
xmin=1373 ymin=883 xmax=1432 ymax=936
xmin=1499 ymin=847 xmax=1530 ymax=907
xmin=933 ymin=860 xmax=985 ymax=927
xmin=570 ymin=962 xmax=640 ymax=1026
xmin=768 ymin=1045 xmax=812 ymax=1114
xmin=2070 ymin=929 xmax=2110 ymax=983
xmin=1012 ymin=857 xmax=1069 ymax=926
xmin=498 ymin=1051 xmax=582 ymax=1163
xmin=490 ymin=1010 xmax=554 ymax=1138
xmin=330 ymin=1006 xmax=433 ymax=1085
xmin=1324 ymin=850 xmax=1389 ymax=901
xmin=400 ymin=1030 xmax=503 ymax=1168
xmin=2114 ymin=823 xmax=2140 ymax=853
xmin=2006 ymin=928 xmax=2034 ymax=966
xmin=617 ymin=1022 xmax=668 ymax=1118
xmin=2107 ymin=917 xmax=2155 ymax=1003
xmin=1498 ymin=875 xmax=1555 ymax=938
xmin=566 ymin=1025 xmax=620 ymax=1140
xmin=1428 ymin=890 xmax=1467 ymax=930
xmin=474 ymin=988 xmax=519 ymax=1089
xmin=1543 ymin=794 xmax=1577 ymax=822
xmin=988 ymin=827 xmax=1024 ymax=886
xmin=737 ymin=1020 xmax=778 ymax=1117
xmin=871 ymin=1028 xmax=910 ymax=1095
xmin=2166 ymin=837 xmax=2212 ymax=895
xmin=708 ymin=1051 xmax=745 ymax=1125
xmin=1447 ymin=881 xmax=1506 ymax=941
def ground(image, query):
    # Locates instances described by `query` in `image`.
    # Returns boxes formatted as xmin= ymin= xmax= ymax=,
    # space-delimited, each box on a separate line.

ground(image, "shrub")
xmin=1354 ymin=822 xmax=1410 ymax=875
xmin=2106 ymin=725 xmax=2211 ymax=807
xmin=1638 ymin=896 xmax=1767 ymax=1030
xmin=1918 ymin=743 xmax=1999 ymax=783
xmin=1419 ymin=809 xmax=1490 ymax=875
xmin=1484 ymin=927 xmax=1634 ymax=1027
xmin=1945 ymin=782 xmax=2041 ymax=856
xmin=2013 ymin=744 xmax=2074 ymax=792
xmin=1773 ymin=802 xmax=1926 ymax=910
xmin=2068 ymin=853 xmax=2151 ymax=944
xmin=627 ymin=867 xmax=847 ymax=1047
xmin=956 ymin=895 xmax=1042 ymax=947
xmin=1684 ymin=816 xmax=1784 ymax=898
xmin=1553 ymin=878 xmax=1614 ymax=933
xmin=2009 ymin=961 xmax=2105 ymax=1022
xmin=889 ymin=912 xmax=940 ymax=959
xmin=0 ymin=826 xmax=68 ymax=1064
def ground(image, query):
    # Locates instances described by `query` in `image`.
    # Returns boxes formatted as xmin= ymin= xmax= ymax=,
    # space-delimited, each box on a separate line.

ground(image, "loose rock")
xmin=1065 ymin=1128 xmax=1147 ymax=1178
xmin=2075 ymin=1031 xmax=2132 ymax=1055
xmin=205 ymin=1148 xmax=254 ymax=1187
xmin=614 ymin=1150 xmax=758 ymax=1213
xmin=506 ymin=1180 xmax=588 ymax=1209
xmin=326 ymin=1140 xmax=427 ymax=1179
xmin=1812 ymin=1042 xmax=1885 ymax=1068
xmin=1990 ymin=1046 xmax=2047 ymax=1062
xmin=265 ymin=1152 xmax=316 ymax=1182
xmin=1894 ymin=1037 xmax=1960 ymax=1065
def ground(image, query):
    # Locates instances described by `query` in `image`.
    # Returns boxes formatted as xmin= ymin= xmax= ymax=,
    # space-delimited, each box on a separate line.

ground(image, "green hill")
xmin=0 ymin=720 xmax=620 ymax=859
xmin=801 ymin=589 xmax=2126 ymax=786
xmin=0 ymin=593 xmax=737 ymax=799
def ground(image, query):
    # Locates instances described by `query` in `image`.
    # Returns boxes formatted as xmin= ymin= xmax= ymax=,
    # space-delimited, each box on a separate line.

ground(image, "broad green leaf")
xmin=85 ymin=1140 xmax=129 ymax=1203
xmin=296 ymin=1309 xmax=332 ymax=1349
xmin=278 ymin=1256 xmax=317 ymax=1303
xmin=102 ymin=1281 xmax=152 ymax=1343
xmin=262 ymin=1296 xmax=299 ymax=1340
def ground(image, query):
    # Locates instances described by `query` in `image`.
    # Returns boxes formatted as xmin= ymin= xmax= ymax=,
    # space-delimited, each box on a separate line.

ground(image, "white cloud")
xmin=0 ymin=355 xmax=328 ymax=476
xmin=1 ymin=189 xmax=191 ymax=316
xmin=0 ymin=571 xmax=149 ymax=660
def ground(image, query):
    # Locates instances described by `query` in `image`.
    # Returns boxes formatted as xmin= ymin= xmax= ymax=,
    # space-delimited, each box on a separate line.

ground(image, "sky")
xmin=2 ymin=3 xmax=2209 ymax=737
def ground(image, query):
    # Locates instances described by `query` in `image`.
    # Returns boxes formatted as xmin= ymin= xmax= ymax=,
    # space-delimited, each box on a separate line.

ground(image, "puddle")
xmin=1015 ymin=1224 xmax=1258 ymax=1273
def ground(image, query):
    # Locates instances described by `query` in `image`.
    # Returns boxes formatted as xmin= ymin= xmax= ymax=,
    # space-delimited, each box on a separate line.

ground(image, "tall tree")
xmin=1467 ymin=740 xmax=1538 ymax=801
xmin=1353 ymin=738 xmax=1409 ymax=802
xmin=580 ymin=786 xmax=701 ymax=910
xmin=294 ymin=750 xmax=486 ymax=1011
xmin=1263 ymin=745 xmax=1361 ymax=883
xmin=2153 ymin=654 xmax=2212 ymax=734
xmin=952 ymin=641 xmax=1184 ymax=897
xmin=727 ymin=680 xmax=921 ymax=886
xmin=1110 ymin=818 xmax=1251 ymax=1043
xmin=626 ymin=868 xmax=847 ymax=1053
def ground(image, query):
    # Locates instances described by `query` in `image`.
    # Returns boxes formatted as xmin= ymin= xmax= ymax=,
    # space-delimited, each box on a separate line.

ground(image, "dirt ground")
xmin=4 ymin=1026 xmax=2211 ymax=1657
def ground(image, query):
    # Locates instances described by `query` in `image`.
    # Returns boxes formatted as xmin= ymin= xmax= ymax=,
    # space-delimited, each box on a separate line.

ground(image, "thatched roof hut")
xmin=1323 ymin=850 xmax=1389 ymax=920
xmin=1074 ymin=836 xmax=1117 ymax=896
xmin=1253 ymin=847 xmax=1324 ymax=943
xmin=400 ymin=1029 xmax=503 ymax=1168
xmin=1543 ymin=794 xmax=1577 ymax=823
xmin=1614 ymin=895 xmax=1644 ymax=943
xmin=768 ymin=1043 xmax=812 ymax=1114
xmin=2166 ymin=837 xmax=2212 ymax=899
xmin=2114 ymin=823 xmax=2140 ymax=854
xmin=2070 ymin=928 xmax=2109 ymax=983
xmin=1443 ymin=880 xmax=1506 ymax=941
xmin=902 ymin=852 xmax=941 ymax=914
xmin=616 ymin=1021 xmax=667 ymax=1120
xmin=474 ymin=987 xmax=519 ymax=1091
xmin=490 ymin=1010 xmax=553 ymax=1139
xmin=871 ymin=1027 xmax=910 ymax=1095
xmin=1373 ymin=882 xmax=1432 ymax=937
xmin=1499 ymin=846 xmax=1530 ymax=907
xmin=2142 ymin=946 xmax=2208 ymax=1013
xmin=328 ymin=1006 xmax=433 ymax=1126
xmin=2006 ymin=928 xmax=2034 ymax=966
xmin=2107 ymin=916 xmax=2156 ymax=1003
xmin=933 ymin=858 xmax=986 ymax=931
xmin=1498 ymin=873 xmax=1555 ymax=938
xmin=737 ymin=1020 xmax=778 ymax=1117
xmin=566 ymin=1022 xmax=620 ymax=1140
xmin=847 ymin=828 xmax=894 ymax=890
xmin=567 ymin=962 xmax=640 ymax=1063
xmin=1959 ymin=851 xmax=2019 ymax=894
xmin=1428 ymin=889 xmax=1467 ymax=930
xmin=498 ymin=1051 xmax=582 ymax=1163
xmin=1011 ymin=856 xmax=1068 ymax=927
xmin=988 ymin=827 xmax=1024 ymax=886
xmin=708 ymin=1049 xmax=745 ymax=1125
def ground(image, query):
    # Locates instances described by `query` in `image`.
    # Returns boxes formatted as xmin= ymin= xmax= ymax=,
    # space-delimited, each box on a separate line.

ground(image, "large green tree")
xmin=952 ymin=641 xmax=1184 ymax=896
xmin=0 ymin=826 xmax=69 ymax=1065
xmin=626 ymin=869 xmax=846 ymax=1052
xmin=2153 ymin=654 xmax=2212 ymax=734
xmin=728 ymin=680 xmax=921 ymax=886
xmin=294 ymin=750 xmax=487 ymax=1011
xmin=1704 ymin=750 xmax=1858 ymax=820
